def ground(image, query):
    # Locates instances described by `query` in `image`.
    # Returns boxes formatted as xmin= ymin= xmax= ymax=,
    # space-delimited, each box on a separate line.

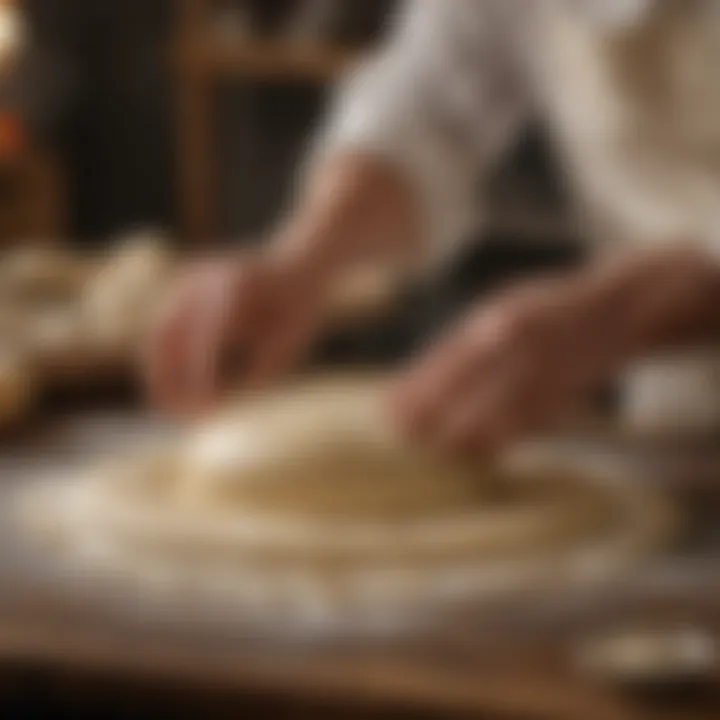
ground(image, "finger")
xmin=145 ymin=283 xmax=199 ymax=415
xmin=147 ymin=262 xmax=234 ymax=416
xmin=217 ymin=259 xmax=285 ymax=392
xmin=441 ymin=365 xmax=595 ymax=457
xmin=432 ymin=346 xmax=549 ymax=455
xmin=185 ymin=267 xmax=242 ymax=413
xmin=432 ymin=369 xmax=520 ymax=456
xmin=392 ymin=309 xmax=515 ymax=437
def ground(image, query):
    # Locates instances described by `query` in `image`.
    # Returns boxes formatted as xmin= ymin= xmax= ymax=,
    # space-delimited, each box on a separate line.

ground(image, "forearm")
xmin=270 ymin=152 xmax=423 ymax=286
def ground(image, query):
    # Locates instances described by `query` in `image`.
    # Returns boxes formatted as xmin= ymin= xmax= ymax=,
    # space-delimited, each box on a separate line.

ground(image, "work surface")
xmin=1 ymin=409 xmax=720 ymax=719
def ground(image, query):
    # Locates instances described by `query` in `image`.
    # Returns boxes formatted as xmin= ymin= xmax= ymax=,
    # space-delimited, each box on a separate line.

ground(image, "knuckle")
xmin=485 ymin=306 xmax=534 ymax=347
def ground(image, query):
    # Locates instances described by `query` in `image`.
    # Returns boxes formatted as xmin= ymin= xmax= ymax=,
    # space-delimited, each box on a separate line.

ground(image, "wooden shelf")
xmin=173 ymin=0 xmax=372 ymax=243
xmin=175 ymin=36 xmax=365 ymax=83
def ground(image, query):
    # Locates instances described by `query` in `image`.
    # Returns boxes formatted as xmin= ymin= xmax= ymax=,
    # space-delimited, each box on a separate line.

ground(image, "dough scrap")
xmin=0 ymin=234 xmax=178 ymax=409
xmin=0 ymin=245 xmax=95 ymax=303
xmin=82 ymin=230 xmax=175 ymax=350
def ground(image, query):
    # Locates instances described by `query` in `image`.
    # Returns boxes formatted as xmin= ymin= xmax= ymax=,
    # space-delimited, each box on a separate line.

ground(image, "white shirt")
xmin=313 ymin=0 xmax=720 ymax=432
xmin=314 ymin=0 xmax=720 ymax=265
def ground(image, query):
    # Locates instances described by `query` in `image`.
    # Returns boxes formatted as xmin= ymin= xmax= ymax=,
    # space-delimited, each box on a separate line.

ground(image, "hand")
xmin=145 ymin=248 xmax=329 ymax=416
xmin=391 ymin=247 xmax=720 ymax=455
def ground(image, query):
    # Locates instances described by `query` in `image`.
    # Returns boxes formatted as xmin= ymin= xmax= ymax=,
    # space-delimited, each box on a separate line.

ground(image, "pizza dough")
xmin=14 ymin=374 xmax=675 ymax=631
xmin=0 ymin=245 xmax=95 ymax=304
xmin=0 ymin=233 xmax=177 ymax=394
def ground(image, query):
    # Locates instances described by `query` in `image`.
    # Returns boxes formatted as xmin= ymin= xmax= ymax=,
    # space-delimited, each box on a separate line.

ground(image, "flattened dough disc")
xmin=13 ymin=374 xmax=677 ymax=633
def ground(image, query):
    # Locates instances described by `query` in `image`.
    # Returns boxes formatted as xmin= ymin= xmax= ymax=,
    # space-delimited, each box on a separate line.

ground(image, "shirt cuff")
xmin=301 ymin=73 xmax=479 ymax=274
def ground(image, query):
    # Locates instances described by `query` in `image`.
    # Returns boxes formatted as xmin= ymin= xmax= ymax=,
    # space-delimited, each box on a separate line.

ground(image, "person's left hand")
xmin=390 ymin=247 xmax=720 ymax=454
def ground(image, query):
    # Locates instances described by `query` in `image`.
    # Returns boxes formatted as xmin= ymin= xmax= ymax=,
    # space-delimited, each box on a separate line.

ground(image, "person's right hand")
xmin=145 ymin=249 xmax=329 ymax=416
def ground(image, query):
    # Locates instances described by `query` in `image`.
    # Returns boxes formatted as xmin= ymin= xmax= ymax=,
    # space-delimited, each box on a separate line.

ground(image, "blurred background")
xmin=2 ymin=0 xmax=581 ymax=330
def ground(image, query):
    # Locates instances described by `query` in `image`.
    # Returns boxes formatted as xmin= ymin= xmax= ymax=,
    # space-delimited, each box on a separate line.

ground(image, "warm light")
xmin=0 ymin=3 xmax=24 ymax=68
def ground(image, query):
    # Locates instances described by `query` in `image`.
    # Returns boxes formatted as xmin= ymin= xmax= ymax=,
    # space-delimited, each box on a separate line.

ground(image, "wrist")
xmin=269 ymin=154 xmax=422 ymax=287
xmin=263 ymin=221 xmax=348 ymax=300
xmin=622 ymin=247 xmax=720 ymax=353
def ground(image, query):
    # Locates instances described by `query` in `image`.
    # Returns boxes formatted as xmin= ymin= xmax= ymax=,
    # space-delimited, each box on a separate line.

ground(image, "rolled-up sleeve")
xmin=307 ymin=0 xmax=533 ymax=267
